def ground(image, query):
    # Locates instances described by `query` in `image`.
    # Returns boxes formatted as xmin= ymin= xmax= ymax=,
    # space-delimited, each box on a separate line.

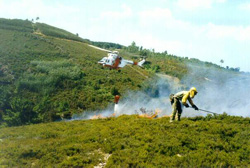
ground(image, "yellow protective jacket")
xmin=173 ymin=91 xmax=195 ymax=106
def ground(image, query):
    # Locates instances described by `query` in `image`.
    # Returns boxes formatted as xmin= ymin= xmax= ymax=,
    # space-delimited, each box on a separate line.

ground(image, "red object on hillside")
xmin=114 ymin=95 xmax=120 ymax=104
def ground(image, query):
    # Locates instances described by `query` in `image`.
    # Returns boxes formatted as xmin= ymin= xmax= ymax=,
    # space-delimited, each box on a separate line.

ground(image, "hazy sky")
xmin=1 ymin=0 xmax=250 ymax=71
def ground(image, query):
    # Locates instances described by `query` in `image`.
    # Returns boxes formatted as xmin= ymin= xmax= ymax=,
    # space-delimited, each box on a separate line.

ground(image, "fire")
xmin=90 ymin=95 xmax=165 ymax=120
xmin=90 ymin=114 xmax=105 ymax=120
xmin=138 ymin=108 xmax=162 ymax=119
xmin=90 ymin=113 xmax=116 ymax=120
xmin=90 ymin=109 xmax=163 ymax=120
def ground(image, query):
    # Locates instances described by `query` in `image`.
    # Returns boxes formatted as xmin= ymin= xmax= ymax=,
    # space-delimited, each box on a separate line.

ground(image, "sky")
xmin=1 ymin=0 xmax=250 ymax=72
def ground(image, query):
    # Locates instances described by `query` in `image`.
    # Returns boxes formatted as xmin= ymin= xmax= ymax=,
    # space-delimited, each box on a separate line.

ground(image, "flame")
xmin=90 ymin=113 xmax=116 ymax=120
xmin=90 ymin=108 xmax=166 ymax=120
xmin=138 ymin=108 xmax=162 ymax=119
xmin=90 ymin=114 xmax=105 ymax=120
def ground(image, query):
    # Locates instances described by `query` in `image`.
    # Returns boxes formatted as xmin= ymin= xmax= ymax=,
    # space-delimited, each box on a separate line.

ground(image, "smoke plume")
xmin=182 ymin=63 xmax=250 ymax=117
xmin=72 ymin=64 xmax=250 ymax=120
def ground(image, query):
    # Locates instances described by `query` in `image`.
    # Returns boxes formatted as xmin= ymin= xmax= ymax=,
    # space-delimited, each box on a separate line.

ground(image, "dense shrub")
xmin=17 ymin=60 xmax=83 ymax=93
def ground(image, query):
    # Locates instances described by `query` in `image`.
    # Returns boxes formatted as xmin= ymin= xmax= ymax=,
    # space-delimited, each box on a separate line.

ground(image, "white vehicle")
xmin=98 ymin=51 xmax=145 ymax=70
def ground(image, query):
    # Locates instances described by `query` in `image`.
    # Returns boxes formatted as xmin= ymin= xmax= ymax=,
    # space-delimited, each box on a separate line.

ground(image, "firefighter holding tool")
xmin=169 ymin=87 xmax=199 ymax=122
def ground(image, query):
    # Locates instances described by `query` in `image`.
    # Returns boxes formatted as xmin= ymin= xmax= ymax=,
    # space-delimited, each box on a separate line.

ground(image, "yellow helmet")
xmin=190 ymin=87 xmax=198 ymax=98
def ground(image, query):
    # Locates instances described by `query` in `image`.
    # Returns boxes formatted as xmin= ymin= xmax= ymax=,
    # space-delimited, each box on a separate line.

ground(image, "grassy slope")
xmin=46 ymin=37 xmax=150 ymax=110
xmin=0 ymin=18 xmax=150 ymax=126
xmin=1 ymin=18 xmax=250 ymax=167
xmin=35 ymin=22 xmax=89 ymax=43
xmin=0 ymin=114 xmax=249 ymax=167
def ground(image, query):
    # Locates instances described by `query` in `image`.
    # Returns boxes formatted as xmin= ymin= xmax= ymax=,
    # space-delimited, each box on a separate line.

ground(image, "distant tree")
xmin=163 ymin=50 xmax=168 ymax=55
xmin=127 ymin=41 xmax=139 ymax=53
xmin=235 ymin=67 xmax=240 ymax=72
xmin=229 ymin=67 xmax=240 ymax=72
xmin=31 ymin=19 xmax=34 ymax=22
xmin=76 ymin=33 xmax=79 ymax=37
xmin=220 ymin=59 xmax=224 ymax=66
xmin=36 ymin=17 xmax=39 ymax=21
xmin=139 ymin=49 xmax=149 ymax=56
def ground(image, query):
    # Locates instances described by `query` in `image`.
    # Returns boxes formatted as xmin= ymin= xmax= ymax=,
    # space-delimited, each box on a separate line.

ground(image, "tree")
xmin=127 ymin=41 xmax=139 ymax=53
xmin=235 ymin=67 xmax=240 ymax=72
xmin=139 ymin=49 xmax=149 ymax=56
xmin=36 ymin=17 xmax=40 ymax=21
xmin=163 ymin=50 xmax=168 ymax=55
xmin=3 ymin=98 xmax=37 ymax=126
xmin=220 ymin=59 xmax=224 ymax=67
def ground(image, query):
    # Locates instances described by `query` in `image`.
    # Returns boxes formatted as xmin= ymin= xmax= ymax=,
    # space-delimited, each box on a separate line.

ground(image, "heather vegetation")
xmin=0 ymin=114 xmax=249 ymax=167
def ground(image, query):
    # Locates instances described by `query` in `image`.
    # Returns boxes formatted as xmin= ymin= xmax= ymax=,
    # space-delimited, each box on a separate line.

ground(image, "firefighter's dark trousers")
xmin=170 ymin=98 xmax=182 ymax=122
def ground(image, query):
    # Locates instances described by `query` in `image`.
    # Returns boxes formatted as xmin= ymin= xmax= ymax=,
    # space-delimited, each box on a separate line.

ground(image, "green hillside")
xmin=35 ymin=22 xmax=89 ymax=43
xmin=1 ymin=18 xmax=250 ymax=167
xmin=0 ymin=18 xmax=247 ymax=127
xmin=0 ymin=18 xmax=248 ymax=128
xmin=0 ymin=18 xmax=150 ymax=127
xmin=0 ymin=114 xmax=249 ymax=167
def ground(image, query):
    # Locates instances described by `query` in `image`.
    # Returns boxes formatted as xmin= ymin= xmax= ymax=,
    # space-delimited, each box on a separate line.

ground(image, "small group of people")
xmin=169 ymin=87 xmax=199 ymax=122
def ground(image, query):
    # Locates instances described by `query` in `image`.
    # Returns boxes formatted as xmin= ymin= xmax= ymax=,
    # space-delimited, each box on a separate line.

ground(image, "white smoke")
xmin=71 ymin=76 xmax=175 ymax=120
xmin=72 ymin=64 xmax=250 ymax=120
xmin=114 ymin=74 xmax=199 ymax=118
xmin=181 ymin=63 xmax=250 ymax=117
xmin=71 ymin=104 xmax=115 ymax=120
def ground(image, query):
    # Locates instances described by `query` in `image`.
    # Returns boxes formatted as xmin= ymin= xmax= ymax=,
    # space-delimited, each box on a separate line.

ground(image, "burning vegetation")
xmin=89 ymin=96 xmax=163 ymax=120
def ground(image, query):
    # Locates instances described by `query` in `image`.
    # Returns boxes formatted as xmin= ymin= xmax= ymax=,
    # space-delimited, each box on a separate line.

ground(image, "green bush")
xmin=3 ymin=98 xmax=38 ymax=126
xmin=17 ymin=60 xmax=83 ymax=93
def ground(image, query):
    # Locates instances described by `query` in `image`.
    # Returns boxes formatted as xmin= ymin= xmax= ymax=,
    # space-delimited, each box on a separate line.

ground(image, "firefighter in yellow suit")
xmin=169 ymin=87 xmax=199 ymax=122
